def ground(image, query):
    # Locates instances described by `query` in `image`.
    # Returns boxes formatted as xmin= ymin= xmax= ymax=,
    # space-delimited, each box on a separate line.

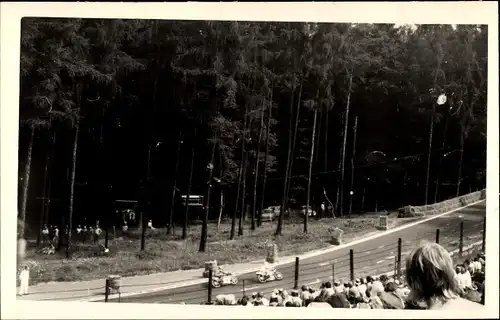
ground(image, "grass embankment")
xmin=22 ymin=213 xmax=424 ymax=285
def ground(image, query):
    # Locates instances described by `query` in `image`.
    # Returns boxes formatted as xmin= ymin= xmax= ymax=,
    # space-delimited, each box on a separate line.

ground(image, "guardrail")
xmin=398 ymin=189 xmax=486 ymax=217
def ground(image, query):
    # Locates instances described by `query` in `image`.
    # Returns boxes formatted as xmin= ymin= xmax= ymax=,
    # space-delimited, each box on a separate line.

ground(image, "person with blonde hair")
xmin=404 ymin=242 xmax=483 ymax=310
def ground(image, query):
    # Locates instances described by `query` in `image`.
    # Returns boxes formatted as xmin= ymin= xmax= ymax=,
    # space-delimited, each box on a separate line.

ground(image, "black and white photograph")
xmin=1 ymin=2 xmax=498 ymax=319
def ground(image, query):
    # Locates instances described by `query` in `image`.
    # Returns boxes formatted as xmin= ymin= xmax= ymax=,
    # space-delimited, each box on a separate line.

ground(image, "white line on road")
xmin=240 ymin=286 xmax=260 ymax=292
xmin=318 ymin=262 xmax=330 ymax=266
xmin=376 ymin=260 xmax=384 ymax=264
xmin=306 ymin=279 xmax=321 ymax=285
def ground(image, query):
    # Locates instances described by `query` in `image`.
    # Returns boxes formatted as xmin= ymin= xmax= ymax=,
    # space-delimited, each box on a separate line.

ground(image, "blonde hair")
xmin=405 ymin=242 xmax=459 ymax=307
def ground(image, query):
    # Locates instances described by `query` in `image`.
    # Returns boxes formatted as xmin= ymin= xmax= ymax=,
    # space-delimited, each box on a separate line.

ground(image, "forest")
xmin=18 ymin=19 xmax=487 ymax=250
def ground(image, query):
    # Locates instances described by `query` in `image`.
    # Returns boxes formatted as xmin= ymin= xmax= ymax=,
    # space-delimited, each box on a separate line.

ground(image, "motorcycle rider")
xmin=260 ymin=260 xmax=276 ymax=279
xmin=214 ymin=265 xmax=226 ymax=278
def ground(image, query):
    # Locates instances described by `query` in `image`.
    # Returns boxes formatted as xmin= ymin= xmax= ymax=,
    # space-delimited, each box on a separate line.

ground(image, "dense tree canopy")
xmin=18 ymin=19 xmax=487 ymax=239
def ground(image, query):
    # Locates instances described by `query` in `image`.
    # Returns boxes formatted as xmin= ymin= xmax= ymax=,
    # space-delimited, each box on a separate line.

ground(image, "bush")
xmin=135 ymin=250 xmax=159 ymax=261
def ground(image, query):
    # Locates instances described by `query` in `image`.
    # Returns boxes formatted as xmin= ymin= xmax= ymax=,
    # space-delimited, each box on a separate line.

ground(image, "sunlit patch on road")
xmin=240 ymin=286 xmax=260 ymax=292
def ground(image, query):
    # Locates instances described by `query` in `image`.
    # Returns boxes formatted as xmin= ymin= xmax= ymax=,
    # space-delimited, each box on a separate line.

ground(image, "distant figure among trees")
xmin=147 ymin=219 xmax=154 ymax=230
xmin=122 ymin=221 xmax=128 ymax=236
xmin=41 ymin=225 xmax=49 ymax=244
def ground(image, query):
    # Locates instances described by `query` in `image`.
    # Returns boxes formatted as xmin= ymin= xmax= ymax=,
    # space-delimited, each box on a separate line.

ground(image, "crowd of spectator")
xmin=212 ymin=243 xmax=486 ymax=310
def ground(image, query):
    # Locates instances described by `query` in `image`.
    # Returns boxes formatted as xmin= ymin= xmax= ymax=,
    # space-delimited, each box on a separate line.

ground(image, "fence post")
xmin=104 ymin=278 xmax=110 ymax=302
xmin=394 ymin=256 xmax=397 ymax=277
xmin=482 ymin=217 xmax=486 ymax=252
xmin=459 ymin=221 xmax=464 ymax=257
xmin=349 ymin=249 xmax=354 ymax=281
xmin=397 ymin=238 xmax=402 ymax=278
xmin=435 ymin=229 xmax=440 ymax=244
xmin=207 ymin=269 xmax=213 ymax=304
xmin=242 ymin=279 xmax=245 ymax=297
xmin=294 ymin=257 xmax=299 ymax=289
xmin=332 ymin=263 xmax=335 ymax=284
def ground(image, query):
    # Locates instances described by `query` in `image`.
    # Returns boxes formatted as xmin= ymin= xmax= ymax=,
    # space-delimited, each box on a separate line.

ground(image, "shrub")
xmin=135 ymin=250 xmax=159 ymax=261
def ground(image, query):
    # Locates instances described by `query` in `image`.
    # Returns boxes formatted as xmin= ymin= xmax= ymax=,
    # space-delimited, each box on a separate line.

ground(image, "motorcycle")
xmin=256 ymin=269 xmax=283 ymax=283
xmin=211 ymin=272 xmax=239 ymax=288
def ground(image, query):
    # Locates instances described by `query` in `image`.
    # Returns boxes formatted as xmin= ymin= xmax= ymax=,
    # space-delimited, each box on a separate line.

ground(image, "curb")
xmin=80 ymin=199 xmax=484 ymax=302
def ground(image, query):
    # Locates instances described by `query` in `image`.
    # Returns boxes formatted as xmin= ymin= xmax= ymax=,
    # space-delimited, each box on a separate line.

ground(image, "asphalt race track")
xmin=109 ymin=201 xmax=486 ymax=305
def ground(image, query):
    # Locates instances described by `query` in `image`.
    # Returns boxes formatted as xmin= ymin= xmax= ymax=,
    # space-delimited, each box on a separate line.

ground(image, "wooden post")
xmin=349 ymin=249 xmax=354 ymax=281
xmin=435 ymin=229 xmax=440 ymax=244
xmin=332 ymin=263 xmax=335 ymax=283
xmin=208 ymin=269 xmax=213 ymax=304
xmin=294 ymin=257 xmax=299 ymax=289
xmin=482 ymin=217 xmax=486 ymax=252
xmin=394 ymin=256 xmax=397 ymax=277
xmin=459 ymin=221 xmax=464 ymax=257
xmin=105 ymin=278 xmax=110 ymax=302
xmin=242 ymin=279 xmax=245 ymax=297
xmin=397 ymin=238 xmax=402 ymax=278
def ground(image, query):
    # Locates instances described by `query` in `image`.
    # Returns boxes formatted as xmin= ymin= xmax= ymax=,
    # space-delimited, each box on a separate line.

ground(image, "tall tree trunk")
xmin=37 ymin=133 xmax=51 ymax=247
xmin=67 ymin=114 xmax=81 ymax=257
xmin=183 ymin=137 xmax=195 ymax=240
xmin=239 ymin=145 xmax=248 ymax=237
xmin=230 ymin=129 xmax=244 ymax=239
xmin=456 ymin=130 xmax=465 ymax=197
xmin=44 ymin=132 xmax=57 ymax=226
xmin=259 ymin=85 xmax=273 ymax=226
xmin=238 ymin=114 xmax=249 ymax=237
xmin=217 ymin=190 xmax=223 ymax=232
xmin=314 ymin=110 xmax=323 ymax=164
xmin=324 ymin=106 xmax=329 ymax=173
xmin=425 ymin=103 xmax=436 ymax=205
xmin=141 ymin=143 xmax=152 ymax=251
xmin=199 ymin=140 xmax=216 ymax=252
xmin=361 ymin=185 xmax=366 ymax=212
xmin=349 ymin=115 xmax=358 ymax=216
xmin=434 ymin=108 xmax=450 ymax=203
xmin=252 ymin=104 xmax=265 ymax=230
xmin=305 ymin=109 xmax=318 ymax=233
xmin=334 ymin=135 xmax=343 ymax=215
xmin=283 ymin=75 xmax=296 ymax=215
xmin=168 ymin=132 xmax=182 ymax=235
xmin=276 ymin=76 xmax=297 ymax=236
xmin=19 ymin=127 xmax=35 ymax=239
xmin=285 ymin=79 xmax=303 ymax=205
xmin=339 ymin=73 xmax=353 ymax=217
